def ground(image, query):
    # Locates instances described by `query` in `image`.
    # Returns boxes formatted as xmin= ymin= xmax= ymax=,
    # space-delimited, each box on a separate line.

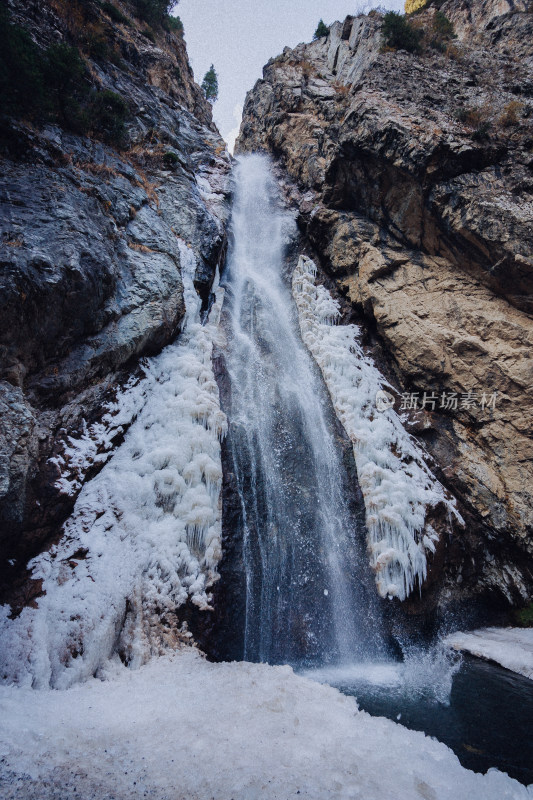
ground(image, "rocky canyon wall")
xmin=237 ymin=0 xmax=533 ymax=618
xmin=0 ymin=0 xmax=231 ymax=610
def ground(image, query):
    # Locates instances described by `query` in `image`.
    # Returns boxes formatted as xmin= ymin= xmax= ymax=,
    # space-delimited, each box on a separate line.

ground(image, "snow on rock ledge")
xmin=49 ymin=367 xmax=155 ymax=499
xmin=0 ymin=243 xmax=227 ymax=689
xmin=292 ymin=255 xmax=461 ymax=600
xmin=445 ymin=627 xmax=533 ymax=680
xmin=0 ymin=652 xmax=528 ymax=800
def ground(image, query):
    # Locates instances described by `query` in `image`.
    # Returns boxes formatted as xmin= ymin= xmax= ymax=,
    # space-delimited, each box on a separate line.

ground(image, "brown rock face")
xmin=237 ymin=0 xmax=533 ymax=612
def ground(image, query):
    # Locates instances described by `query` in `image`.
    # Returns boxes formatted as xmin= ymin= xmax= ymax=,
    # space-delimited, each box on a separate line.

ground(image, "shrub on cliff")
xmin=404 ymin=0 xmax=427 ymax=14
xmin=0 ymin=9 xmax=90 ymax=125
xmin=132 ymin=0 xmax=174 ymax=27
xmin=90 ymin=89 xmax=130 ymax=144
xmin=163 ymin=14 xmax=184 ymax=34
xmin=455 ymin=105 xmax=492 ymax=140
xmin=313 ymin=20 xmax=329 ymax=39
xmin=0 ymin=5 xmax=47 ymax=117
xmin=0 ymin=6 xmax=130 ymax=148
xmin=499 ymin=100 xmax=524 ymax=127
xmin=84 ymin=24 xmax=111 ymax=61
xmin=382 ymin=11 xmax=423 ymax=53
xmin=433 ymin=11 xmax=455 ymax=37
xmin=429 ymin=11 xmax=456 ymax=50
xmin=44 ymin=43 xmax=88 ymax=126
xmin=406 ymin=0 xmax=447 ymax=11
xmin=101 ymin=2 xmax=132 ymax=25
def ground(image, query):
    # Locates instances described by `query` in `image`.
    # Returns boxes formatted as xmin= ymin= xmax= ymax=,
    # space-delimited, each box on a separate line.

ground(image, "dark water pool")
xmin=302 ymin=654 xmax=533 ymax=785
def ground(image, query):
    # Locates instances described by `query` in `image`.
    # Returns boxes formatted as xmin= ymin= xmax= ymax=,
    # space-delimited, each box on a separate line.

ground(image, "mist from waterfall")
xmin=221 ymin=154 xmax=387 ymax=667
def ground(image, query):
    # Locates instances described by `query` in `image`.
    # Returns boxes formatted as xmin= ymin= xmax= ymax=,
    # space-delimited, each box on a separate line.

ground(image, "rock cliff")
xmin=237 ymin=0 xmax=533 ymax=617
xmin=0 ymin=0 xmax=231 ymax=609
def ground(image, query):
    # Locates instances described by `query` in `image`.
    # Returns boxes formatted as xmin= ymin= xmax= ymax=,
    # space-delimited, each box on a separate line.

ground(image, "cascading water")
xmin=221 ymin=154 xmax=387 ymax=667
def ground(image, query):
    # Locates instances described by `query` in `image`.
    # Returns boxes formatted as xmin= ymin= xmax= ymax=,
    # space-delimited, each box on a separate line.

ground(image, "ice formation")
xmin=50 ymin=367 xmax=154 ymax=499
xmin=292 ymin=255 xmax=461 ymax=600
xmin=0 ymin=241 xmax=227 ymax=689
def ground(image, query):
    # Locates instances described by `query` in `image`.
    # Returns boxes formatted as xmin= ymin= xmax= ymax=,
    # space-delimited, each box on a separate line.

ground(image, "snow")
xmin=0 ymin=651 xmax=529 ymax=800
xmin=0 ymin=242 xmax=227 ymax=690
xmin=50 ymin=366 xmax=154 ymax=498
xmin=445 ymin=627 xmax=533 ymax=680
xmin=292 ymin=255 xmax=462 ymax=601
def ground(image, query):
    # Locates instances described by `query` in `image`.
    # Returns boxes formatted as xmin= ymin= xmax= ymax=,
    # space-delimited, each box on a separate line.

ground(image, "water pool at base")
xmin=303 ymin=655 xmax=533 ymax=786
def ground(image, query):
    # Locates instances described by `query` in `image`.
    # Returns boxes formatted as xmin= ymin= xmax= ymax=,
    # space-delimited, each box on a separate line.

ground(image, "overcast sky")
xmin=176 ymin=0 xmax=404 ymax=152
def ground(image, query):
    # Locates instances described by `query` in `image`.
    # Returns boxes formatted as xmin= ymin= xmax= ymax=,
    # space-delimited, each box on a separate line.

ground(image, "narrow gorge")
xmin=0 ymin=0 xmax=532 ymax=797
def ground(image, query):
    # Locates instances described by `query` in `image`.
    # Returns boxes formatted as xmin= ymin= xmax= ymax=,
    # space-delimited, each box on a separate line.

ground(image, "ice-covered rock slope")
xmin=293 ymin=255 xmax=461 ymax=600
xmin=0 ymin=0 xmax=231 ymax=612
xmin=0 ymin=245 xmax=226 ymax=689
xmin=0 ymin=652 xmax=530 ymax=800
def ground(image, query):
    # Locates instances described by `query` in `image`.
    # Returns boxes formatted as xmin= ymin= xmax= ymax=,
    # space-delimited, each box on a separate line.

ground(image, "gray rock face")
xmin=237 ymin=0 xmax=533 ymax=615
xmin=0 ymin=0 xmax=231 ymax=605
xmin=0 ymin=384 xmax=38 ymax=528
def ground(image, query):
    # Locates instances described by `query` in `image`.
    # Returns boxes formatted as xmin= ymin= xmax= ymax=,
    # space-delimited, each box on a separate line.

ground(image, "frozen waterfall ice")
xmin=292 ymin=255 xmax=461 ymax=600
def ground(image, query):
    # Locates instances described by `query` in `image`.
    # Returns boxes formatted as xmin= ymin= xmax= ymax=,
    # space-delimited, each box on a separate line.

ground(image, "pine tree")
xmin=201 ymin=64 xmax=218 ymax=103
xmin=313 ymin=19 xmax=329 ymax=39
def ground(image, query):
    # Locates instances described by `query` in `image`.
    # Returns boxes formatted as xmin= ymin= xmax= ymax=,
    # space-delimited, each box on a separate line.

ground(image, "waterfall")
xmin=222 ymin=154 xmax=387 ymax=667
xmin=0 ymin=153 xmax=458 ymax=690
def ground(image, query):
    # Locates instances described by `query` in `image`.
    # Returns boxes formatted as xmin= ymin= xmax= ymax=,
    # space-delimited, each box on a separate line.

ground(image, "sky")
xmin=176 ymin=0 xmax=404 ymax=152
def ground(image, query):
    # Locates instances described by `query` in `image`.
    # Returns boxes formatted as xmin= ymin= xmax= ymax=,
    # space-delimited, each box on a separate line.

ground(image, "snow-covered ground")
xmin=445 ymin=627 xmax=533 ymax=680
xmin=0 ymin=651 xmax=530 ymax=800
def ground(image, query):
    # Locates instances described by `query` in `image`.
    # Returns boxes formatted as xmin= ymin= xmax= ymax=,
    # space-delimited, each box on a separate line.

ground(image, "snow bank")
xmin=0 ymin=652 xmax=528 ymax=800
xmin=445 ymin=627 xmax=533 ymax=680
xmin=292 ymin=255 xmax=461 ymax=600
xmin=0 ymin=242 xmax=227 ymax=689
